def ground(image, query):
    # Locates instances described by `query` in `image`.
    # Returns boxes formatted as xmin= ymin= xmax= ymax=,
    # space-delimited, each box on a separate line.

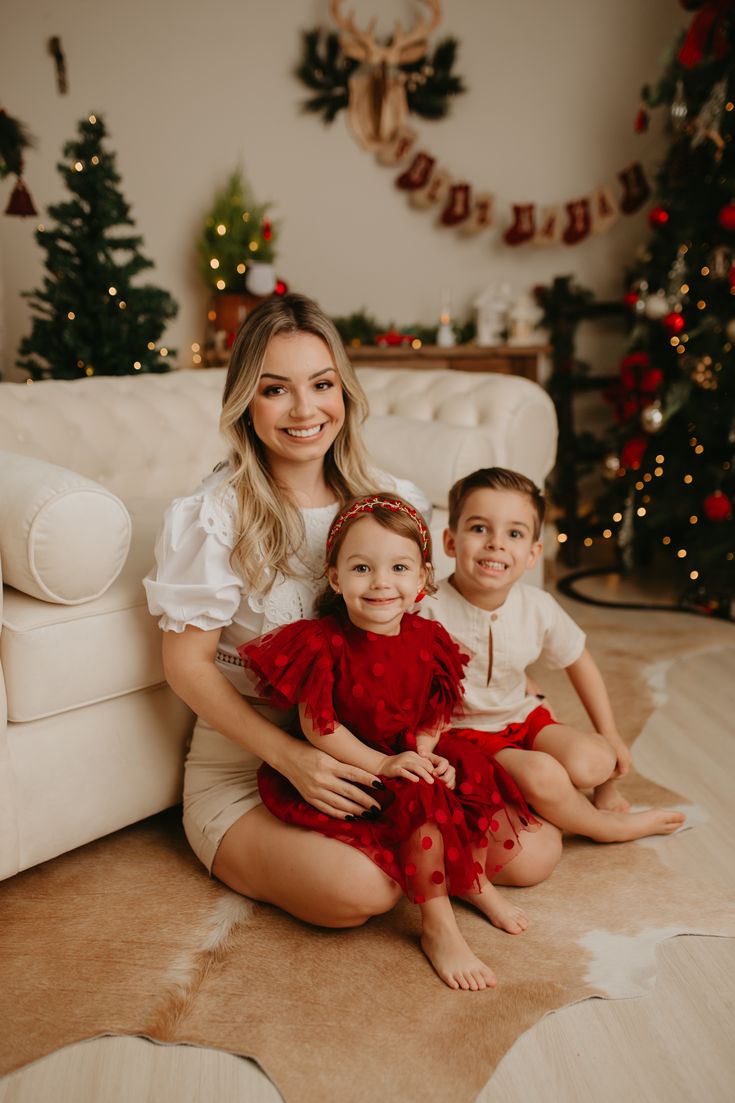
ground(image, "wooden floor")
xmin=2 ymin=630 xmax=734 ymax=1102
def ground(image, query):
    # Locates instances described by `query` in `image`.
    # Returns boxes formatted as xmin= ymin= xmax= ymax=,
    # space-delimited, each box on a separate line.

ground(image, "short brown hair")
xmin=447 ymin=467 xmax=545 ymax=540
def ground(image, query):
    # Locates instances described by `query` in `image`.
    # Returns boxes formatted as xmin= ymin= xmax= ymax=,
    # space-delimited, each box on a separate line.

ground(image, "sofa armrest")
xmin=0 ymin=451 xmax=131 ymax=604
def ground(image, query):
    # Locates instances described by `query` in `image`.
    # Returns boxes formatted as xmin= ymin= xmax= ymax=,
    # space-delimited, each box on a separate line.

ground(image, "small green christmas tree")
xmin=197 ymin=168 xmax=277 ymax=294
xmin=597 ymin=3 xmax=735 ymax=615
xmin=18 ymin=114 xmax=177 ymax=379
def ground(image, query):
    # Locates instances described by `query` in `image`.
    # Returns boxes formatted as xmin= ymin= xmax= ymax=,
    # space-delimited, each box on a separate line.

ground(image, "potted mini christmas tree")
xmin=597 ymin=1 xmax=735 ymax=617
xmin=197 ymin=167 xmax=278 ymax=342
xmin=18 ymin=114 xmax=177 ymax=379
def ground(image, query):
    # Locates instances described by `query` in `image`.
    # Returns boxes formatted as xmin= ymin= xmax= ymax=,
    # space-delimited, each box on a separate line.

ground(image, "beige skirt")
xmin=182 ymin=703 xmax=295 ymax=873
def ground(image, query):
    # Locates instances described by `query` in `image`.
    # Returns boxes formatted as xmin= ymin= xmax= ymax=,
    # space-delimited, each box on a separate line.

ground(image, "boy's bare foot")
xmin=588 ymin=807 xmax=685 ymax=843
xmin=460 ymin=883 xmax=528 ymax=935
xmin=420 ymin=920 xmax=497 ymax=991
xmin=593 ymin=778 xmax=630 ymax=813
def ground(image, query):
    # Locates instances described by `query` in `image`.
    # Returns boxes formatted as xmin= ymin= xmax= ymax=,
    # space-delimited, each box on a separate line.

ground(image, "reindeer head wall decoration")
xmin=330 ymin=0 xmax=441 ymax=151
xmin=296 ymin=1 xmax=464 ymax=154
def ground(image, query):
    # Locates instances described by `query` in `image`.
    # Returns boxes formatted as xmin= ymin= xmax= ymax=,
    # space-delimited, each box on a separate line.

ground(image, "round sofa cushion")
xmin=0 ymin=451 xmax=132 ymax=604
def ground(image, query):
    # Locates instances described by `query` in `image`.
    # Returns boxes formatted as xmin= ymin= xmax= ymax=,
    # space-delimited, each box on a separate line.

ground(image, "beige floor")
xmin=2 ymin=612 xmax=734 ymax=1102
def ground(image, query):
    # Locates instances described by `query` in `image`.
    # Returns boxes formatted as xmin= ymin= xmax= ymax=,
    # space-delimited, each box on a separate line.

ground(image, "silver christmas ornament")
xmin=641 ymin=401 xmax=664 ymax=433
xmin=644 ymin=291 xmax=670 ymax=320
xmin=602 ymin=451 xmax=621 ymax=480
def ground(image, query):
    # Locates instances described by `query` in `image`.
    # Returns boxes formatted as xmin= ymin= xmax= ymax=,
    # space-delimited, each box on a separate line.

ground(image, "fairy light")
xmin=636 ymin=507 xmax=647 ymax=517
xmin=147 ymin=341 xmax=156 ymax=350
xmin=635 ymin=480 xmax=644 ymax=491
xmin=643 ymin=473 xmax=652 ymax=482
xmin=612 ymin=512 xmax=622 ymax=522
xmin=697 ymin=300 xmax=706 ymax=309
xmin=412 ymin=338 xmax=422 ymax=349
xmin=37 ymin=223 xmax=44 ymax=232
xmin=663 ymin=536 xmax=671 ymax=545
xmin=695 ymin=444 xmax=704 ymax=454
xmin=603 ymin=528 xmax=612 ymax=538
xmin=109 ymin=286 xmax=117 ymax=296
xmin=160 ymin=348 xmax=168 ymax=357
xmin=67 ymin=311 xmax=75 ymax=320
xmin=74 ymin=161 xmax=84 ymax=172
xmin=89 ymin=114 xmax=97 ymax=124
xmin=677 ymin=345 xmax=686 ymax=355
xmin=193 ymin=354 xmax=202 ymax=366
xmin=210 ymin=258 xmax=220 ymax=269
xmin=85 ymin=365 xmax=94 ymax=377
xmin=191 ymin=342 xmax=200 ymax=352
xmin=654 ymin=466 xmax=663 ymax=476
xmin=727 ymin=102 xmax=734 ymax=111
xmin=656 ymin=454 xmax=664 ymax=463
xmin=216 ymin=224 xmax=227 ymax=236
xmin=681 ymin=283 xmax=689 ymax=293
xmin=207 ymin=310 xmax=217 ymax=322
xmin=684 ymin=474 xmax=693 ymax=484
xmin=690 ymin=515 xmax=698 ymax=524
xmin=118 ymin=301 xmax=126 ymax=309
xmin=690 ymin=570 xmax=699 ymax=580
xmin=133 ymin=361 xmax=142 ymax=370
xmin=584 ymin=537 xmax=593 ymax=547
xmin=91 ymin=156 xmax=99 ymax=165
xmin=701 ymin=266 xmax=710 ymax=276
xmin=557 ymin=533 xmax=568 ymax=544
xmin=677 ymin=549 xmax=687 ymax=558
xmin=242 ymin=211 xmax=251 ymax=223
xmin=237 ymin=263 xmax=246 ymax=274
xmin=249 ymin=241 xmax=259 ymax=252
xmin=670 ymin=337 xmax=680 ymax=346
xmin=216 ymin=278 xmax=226 ymax=290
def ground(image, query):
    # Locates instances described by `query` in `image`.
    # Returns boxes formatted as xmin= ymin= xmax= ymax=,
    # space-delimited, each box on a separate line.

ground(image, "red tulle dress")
xmin=239 ymin=612 xmax=539 ymax=904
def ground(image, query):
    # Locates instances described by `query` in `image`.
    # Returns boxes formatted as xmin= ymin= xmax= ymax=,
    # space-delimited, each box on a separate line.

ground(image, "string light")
xmin=191 ymin=342 xmax=200 ymax=352
xmin=237 ymin=263 xmax=246 ymax=274
xmin=656 ymin=454 xmax=664 ymax=463
xmin=85 ymin=365 xmax=94 ymax=376
xmin=160 ymin=348 xmax=168 ymax=357
xmin=681 ymin=283 xmax=689 ymax=293
xmin=109 ymin=286 xmax=117 ymax=296
xmin=242 ymin=211 xmax=251 ymax=222
xmin=612 ymin=512 xmax=622 ymax=522
xmin=603 ymin=528 xmax=612 ymax=538
xmin=88 ymin=114 xmax=97 ymax=124
xmin=697 ymin=300 xmax=707 ymax=309
xmin=216 ymin=224 xmax=227 ymax=236
xmin=74 ymin=161 xmax=84 ymax=172
xmin=216 ymin=278 xmax=226 ymax=290
xmin=91 ymin=156 xmax=100 ymax=165
xmin=689 ymin=515 xmax=698 ymax=524
xmin=210 ymin=258 xmax=220 ymax=269
xmin=192 ymin=354 xmax=202 ymax=366
xmin=670 ymin=336 xmax=680 ymax=346
xmin=684 ymin=474 xmax=693 ymax=484
xmin=67 ymin=311 xmax=75 ymax=320
xmin=654 ymin=466 xmax=663 ymax=476
xmin=701 ymin=266 xmax=710 ymax=276
xmin=636 ymin=507 xmax=647 ymax=517
xmin=118 ymin=301 xmax=126 ymax=309
xmin=583 ymin=537 xmax=593 ymax=547
xmin=557 ymin=533 xmax=568 ymax=544
xmin=133 ymin=361 xmax=142 ymax=370
xmin=663 ymin=536 xmax=671 ymax=545
xmin=207 ymin=310 xmax=216 ymax=321
xmin=690 ymin=570 xmax=699 ymax=580
xmin=147 ymin=341 xmax=156 ymax=350
xmin=248 ymin=241 xmax=259 ymax=252
xmin=677 ymin=549 xmax=687 ymax=558
xmin=412 ymin=338 xmax=422 ymax=349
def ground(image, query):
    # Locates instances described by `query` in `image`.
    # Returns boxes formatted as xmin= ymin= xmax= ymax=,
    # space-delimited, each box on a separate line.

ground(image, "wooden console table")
xmin=346 ymin=343 xmax=550 ymax=383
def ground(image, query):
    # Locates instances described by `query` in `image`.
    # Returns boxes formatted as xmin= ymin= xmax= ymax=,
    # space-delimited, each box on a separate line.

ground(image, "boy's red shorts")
xmin=451 ymin=704 xmax=558 ymax=757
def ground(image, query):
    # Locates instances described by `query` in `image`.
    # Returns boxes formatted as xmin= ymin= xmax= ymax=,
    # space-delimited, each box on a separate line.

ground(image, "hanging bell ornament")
xmin=602 ymin=451 xmax=621 ymax=480
xmin=641 ymin=401 xmax=664 ymax=433
xmin=4 ymin=175 xmax=38 ymax=217
xmin=670 ymin=80 xmax=688 ymax=131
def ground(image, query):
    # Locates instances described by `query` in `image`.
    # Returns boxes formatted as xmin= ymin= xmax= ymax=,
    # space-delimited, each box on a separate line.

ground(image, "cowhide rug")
xmin=1 ymin=597 xmax=734 ymax=1103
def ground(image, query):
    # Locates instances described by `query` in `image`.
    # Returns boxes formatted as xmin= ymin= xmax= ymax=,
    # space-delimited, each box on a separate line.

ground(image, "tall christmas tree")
xmin=18 ymin=114 xmax=177 ymax=379
xmin=599 ymin=1 xmax=735 ymax=617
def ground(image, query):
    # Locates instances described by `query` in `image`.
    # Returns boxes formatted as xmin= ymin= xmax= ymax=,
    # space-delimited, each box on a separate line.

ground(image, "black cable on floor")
xmin=554 ymin=566 xmax=734 ymax=622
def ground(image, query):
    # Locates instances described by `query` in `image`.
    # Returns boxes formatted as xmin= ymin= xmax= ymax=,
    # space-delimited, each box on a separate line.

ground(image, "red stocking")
xmin=618 ymin=162 xmax=650 ymax=214
xmin=440 ymin=183 xmax=472 ymax=226
xmin=410 ymin=167 xmax=451 ymax=209
xmin=504 ymin=203 xmax=536 ymax=246
xmin=396 ymin=151 xmax=435 ymax=190
xmin=562 ymin=198 xmax=591 ymax=245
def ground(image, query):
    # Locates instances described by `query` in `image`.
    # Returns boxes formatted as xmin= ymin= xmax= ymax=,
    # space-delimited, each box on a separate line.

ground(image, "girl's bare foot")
xmin=460 ymin=882 xmax=528 ymax=934
xmin=420 ymin=919 xmax=497 ymax=991
xmin=593 ymin=778 xmax=630 ymax=813
xmin=588 ymin=807 xmax=685 ymax=843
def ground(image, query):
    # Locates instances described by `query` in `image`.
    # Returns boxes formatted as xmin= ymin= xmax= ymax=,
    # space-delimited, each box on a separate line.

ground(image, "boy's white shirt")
xmin=419 ymin=578 xmax=586 ymax=731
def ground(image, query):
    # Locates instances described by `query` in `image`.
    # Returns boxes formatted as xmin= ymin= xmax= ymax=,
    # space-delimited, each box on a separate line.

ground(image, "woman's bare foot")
xmin=460 ymin=882 xmax=528 ymax=934
xmin=593 ymin=778 xmax=630 ymax=813
xmin=420 ymin=918 xmax=497 ymax=991
xmin=588 ymin=807 xmax=685 ymax=843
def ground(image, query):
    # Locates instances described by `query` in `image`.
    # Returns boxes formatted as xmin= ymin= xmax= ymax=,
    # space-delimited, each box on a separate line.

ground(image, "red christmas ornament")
xmin=262 ymin=218 xmax=273 ymax=242
xmin=634 ymin=108 xmax=649 ymax=134
xmin=702 ymin=491 xmax=733 ymax=521
xmin=274 ymin=279 xmax=288 ymax=296
xmin=621 ymin=435 xmax=648 ymax=470
xmin=623 ymin=290 xmax=640 ymax=308
xmin=620 ymin=351 xmax=652 ymax=391
xmin=648 ymin=205 xmax=670 ymax=228
xmin=718 ymin=202 xmax=735 ymax=231
xmin=640 ymin=366 xmax=664 ymax=393
xmin=663 ymin=311 xmax=686 ymax=334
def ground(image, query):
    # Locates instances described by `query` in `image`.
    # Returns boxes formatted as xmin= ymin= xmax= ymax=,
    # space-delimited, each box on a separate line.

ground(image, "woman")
xmin=144 ymin=293 xmax=561 ymax=928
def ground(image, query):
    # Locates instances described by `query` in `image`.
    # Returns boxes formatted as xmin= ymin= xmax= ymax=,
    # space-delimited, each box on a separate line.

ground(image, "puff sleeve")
xmin=143 ymin=484 xmax=243 ymax=633
xmin=239 ymin=619 xmax=339 ymax=734
xmin=416 ymin=620 xmax=470 ymax=735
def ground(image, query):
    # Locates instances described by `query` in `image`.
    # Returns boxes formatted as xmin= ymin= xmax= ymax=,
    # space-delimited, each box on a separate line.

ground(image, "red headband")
xmin=326 ymin=496 xmax=430 ymax=556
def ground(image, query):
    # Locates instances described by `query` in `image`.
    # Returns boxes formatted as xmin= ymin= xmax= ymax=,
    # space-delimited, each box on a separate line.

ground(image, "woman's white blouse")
xmin=143 ymin=467 xmax=431 ymax=695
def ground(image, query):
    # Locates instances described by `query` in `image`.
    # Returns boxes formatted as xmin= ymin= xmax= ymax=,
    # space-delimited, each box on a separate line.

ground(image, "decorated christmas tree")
xmin=197 ymin=168 xmax=277 ymax=294
xmin=598 ymin=2 xmax=735 ymax=616
xmin=18 ymin=114 xmax=177 ymax=379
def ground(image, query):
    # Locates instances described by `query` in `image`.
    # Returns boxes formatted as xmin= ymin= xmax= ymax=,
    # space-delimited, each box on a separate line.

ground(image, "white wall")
xmin=0 ymin=0 xmax=687 ymax=380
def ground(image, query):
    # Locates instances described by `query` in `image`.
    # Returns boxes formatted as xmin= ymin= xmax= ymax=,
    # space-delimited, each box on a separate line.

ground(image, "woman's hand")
xmin=280 ymin=740 xmax=384 ymax=820
xmin=377 ymin=751 xmax=437 ymax=784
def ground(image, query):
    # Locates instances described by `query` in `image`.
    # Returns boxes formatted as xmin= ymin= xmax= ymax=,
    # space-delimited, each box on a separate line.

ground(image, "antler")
xmin=330 ymin=0 xmax=441 ymax=65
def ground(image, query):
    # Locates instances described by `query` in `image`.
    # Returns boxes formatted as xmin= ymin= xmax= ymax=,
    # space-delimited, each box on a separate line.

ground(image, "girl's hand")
xmin=282 ymin=741 xmax=383 ymax=820
xmin=378 ymin=751 xmax=436 ymax=784
xmin=425 ymin=752 xmax=456 ymax=789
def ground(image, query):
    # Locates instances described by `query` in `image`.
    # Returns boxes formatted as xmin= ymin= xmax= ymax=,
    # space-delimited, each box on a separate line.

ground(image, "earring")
xmin=414 ymin=589 xmax=426 ymax=603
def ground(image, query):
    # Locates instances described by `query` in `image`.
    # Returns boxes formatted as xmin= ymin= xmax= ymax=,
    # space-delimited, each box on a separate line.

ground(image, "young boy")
xmin=419 ymin=467 xmax=686 ymax=843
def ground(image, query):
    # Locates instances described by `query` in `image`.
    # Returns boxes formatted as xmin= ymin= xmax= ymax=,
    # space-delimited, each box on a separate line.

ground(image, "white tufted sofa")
xmin=0 ymin=366 xmax=557 ymax=879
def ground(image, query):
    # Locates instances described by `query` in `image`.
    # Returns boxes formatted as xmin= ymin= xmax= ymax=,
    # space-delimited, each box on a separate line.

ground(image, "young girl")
xmin=239 ymin=494 xmax=542 ymax=991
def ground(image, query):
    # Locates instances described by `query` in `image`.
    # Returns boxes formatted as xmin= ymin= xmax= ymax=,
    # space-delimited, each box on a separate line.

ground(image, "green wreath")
xmin=296 ymin=29 xmax=465 ymax=125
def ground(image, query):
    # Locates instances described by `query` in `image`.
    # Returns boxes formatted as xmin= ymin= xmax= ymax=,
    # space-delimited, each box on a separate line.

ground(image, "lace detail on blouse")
xmin=250 ymin=505 xmax=337 ymax=631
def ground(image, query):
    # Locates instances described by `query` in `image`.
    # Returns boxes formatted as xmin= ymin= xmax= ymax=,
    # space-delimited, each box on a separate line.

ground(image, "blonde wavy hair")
xmin=219 ymin=293 xmax=378 ymax=593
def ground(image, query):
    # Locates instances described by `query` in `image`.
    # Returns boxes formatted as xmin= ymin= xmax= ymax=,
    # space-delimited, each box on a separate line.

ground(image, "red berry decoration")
xmin=718 ymin=202 xmax=735 ymax=231
xmin=663 ymin=311 xmax=686 ymax=334
xmin=648 ymin=205 xmax=670 ymax=227
xmin=621 ymin=435 xmax=648 ymax=470
xmin=703 ymin=491 xmax=733 ymax=521
xmin=640 ymin=366 xmax=664 ymax=393
xmin=623 ymin=290 xmax=640 ymax=308
xmin=634 ymin=108 xmax=649 ymax=134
